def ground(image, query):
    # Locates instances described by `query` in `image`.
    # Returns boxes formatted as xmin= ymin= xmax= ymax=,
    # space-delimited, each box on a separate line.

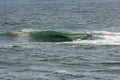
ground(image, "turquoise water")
xmin=0 ymin=0 xmax=120 ymax=80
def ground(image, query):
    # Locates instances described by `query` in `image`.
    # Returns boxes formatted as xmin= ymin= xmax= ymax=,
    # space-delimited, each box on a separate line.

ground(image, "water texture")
xmin=0 ymin=0 xmax=120 ymax=80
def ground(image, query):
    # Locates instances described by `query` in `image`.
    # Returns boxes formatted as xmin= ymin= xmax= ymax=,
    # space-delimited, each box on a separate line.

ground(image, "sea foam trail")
xmin=66 ymin=31 xmax=120 ymax=45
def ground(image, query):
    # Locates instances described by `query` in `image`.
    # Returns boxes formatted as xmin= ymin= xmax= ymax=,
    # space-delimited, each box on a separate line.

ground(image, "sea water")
xmin=0 ymin=0 xmax=120 ymax=80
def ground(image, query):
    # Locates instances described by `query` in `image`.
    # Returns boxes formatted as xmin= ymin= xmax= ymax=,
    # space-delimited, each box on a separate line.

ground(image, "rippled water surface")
xmin=0 ymin=0 xmax=120 ymax=80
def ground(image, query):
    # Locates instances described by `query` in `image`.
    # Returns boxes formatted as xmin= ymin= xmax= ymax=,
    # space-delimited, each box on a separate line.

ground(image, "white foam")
xmin=13 ymin=29 xmax=34 ymax=42
xmin=18 ymin=28 xmax=39 ymax=32
xmin=64 ymin=31 xmax=120 ymax=45
xmin=55 ymin=70 xmax=68 ymax=74
xmin=12 ymin=28 xmax=41 ymax=42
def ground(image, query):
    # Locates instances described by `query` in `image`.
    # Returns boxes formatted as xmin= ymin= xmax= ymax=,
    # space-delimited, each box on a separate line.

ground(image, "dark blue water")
xmin=0 ymin=0 xmax=120 ymax=80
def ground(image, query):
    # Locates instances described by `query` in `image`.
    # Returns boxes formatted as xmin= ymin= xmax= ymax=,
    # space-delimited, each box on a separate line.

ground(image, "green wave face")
xmin=29 ymin=31 xmax=73 ymax=42
xmin=0 ymin=30 xmax=93 ymax=42
xmin=68 ymin=34 xmax=93 ymax=40
xmin=29 ymin=31 xmax=93 ymax=42
xmin=0 ymin=32 xmax=17 ymax=37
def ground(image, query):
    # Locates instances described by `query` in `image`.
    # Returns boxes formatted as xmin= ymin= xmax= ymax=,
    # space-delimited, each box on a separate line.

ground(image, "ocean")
xmin=0 ymin=0 xmax=120 ymax=80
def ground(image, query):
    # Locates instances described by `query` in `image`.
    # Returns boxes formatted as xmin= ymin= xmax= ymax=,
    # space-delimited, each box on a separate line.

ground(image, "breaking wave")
xmin=1 ymin=29 xmax=120 ymax=45
xmin=0 ymin=29 xmax=93 ymax=42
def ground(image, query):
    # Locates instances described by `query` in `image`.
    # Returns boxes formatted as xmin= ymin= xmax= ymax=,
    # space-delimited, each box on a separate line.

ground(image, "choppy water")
xmin=0 ymin=0 xmax=120 ymax=80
